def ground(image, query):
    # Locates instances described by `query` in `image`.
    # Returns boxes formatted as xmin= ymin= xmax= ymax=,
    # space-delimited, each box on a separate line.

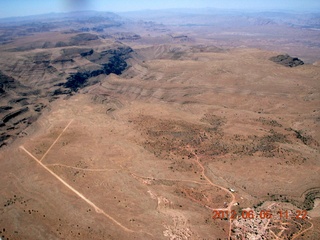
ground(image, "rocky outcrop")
xmin=51 ymin=57 xmax=74 ymax=64
xmin=63 ymin=46 xmax=133 ymax=92
xmin=0 ymin=71 xmax=47 ymax=148
xmin=80 ymin=49 xmax=94 ymax=57
xmin=2 ymin=107 xmax=29 ymax=123
xmin=0 ymin=133 xmax=10 ymax=147
xmin=70 ymin=33 xmax=99 ymax=45
xmin=270 ymin=54 xmax=304 ymax=67
xmin=0 ymin=11 xmax=137 ymax=148
xmin=103 ymin=32 xmax=141 ymax=41
xmin=0 ymin=70 xmax=18 ymax=93
xmin=63 ymin=56 xmax=129 ymax=91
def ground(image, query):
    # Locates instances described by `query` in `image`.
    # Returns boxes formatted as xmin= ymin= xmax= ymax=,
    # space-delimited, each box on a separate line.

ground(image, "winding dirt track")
xmin=292 ymin=220 xmax=314 ymax=240
xmin=186 ymin=146 xmax=237 ymax=239
xmin=18 ymin=118 xmax=314 ymax=239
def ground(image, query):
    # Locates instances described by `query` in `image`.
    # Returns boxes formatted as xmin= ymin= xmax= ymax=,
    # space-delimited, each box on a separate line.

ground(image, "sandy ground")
xmin=0 ymin=48 xmax=319 ymax=239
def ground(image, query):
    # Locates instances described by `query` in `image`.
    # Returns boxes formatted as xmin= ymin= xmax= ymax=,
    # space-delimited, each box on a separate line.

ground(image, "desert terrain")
xmin=0 ymin=9 xmax=319 ymax=240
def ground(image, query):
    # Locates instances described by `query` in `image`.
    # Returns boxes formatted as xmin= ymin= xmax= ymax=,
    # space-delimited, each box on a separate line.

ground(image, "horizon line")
xmin=1 ymin=7 xmax=320 ymax=20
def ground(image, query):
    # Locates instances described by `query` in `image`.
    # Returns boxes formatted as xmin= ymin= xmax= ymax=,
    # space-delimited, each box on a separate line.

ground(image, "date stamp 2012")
xmin=212 ymin=209 xmax=308 ymax=220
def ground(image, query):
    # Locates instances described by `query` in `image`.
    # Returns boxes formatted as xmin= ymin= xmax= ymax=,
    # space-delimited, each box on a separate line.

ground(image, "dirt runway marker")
xmin=40 ymin=119 xmax=74 ymax=162
xmin=19 ymin=119 xmax=135 ymax=233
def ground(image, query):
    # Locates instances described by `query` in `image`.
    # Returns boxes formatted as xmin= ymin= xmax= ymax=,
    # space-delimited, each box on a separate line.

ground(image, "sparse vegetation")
xmin=0 ymin=6 xmax=319 ymax=240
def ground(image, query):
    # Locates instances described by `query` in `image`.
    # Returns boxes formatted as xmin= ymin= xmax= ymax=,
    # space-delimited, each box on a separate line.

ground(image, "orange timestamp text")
xmin=212 ymin=209 xmax=307 ymax=220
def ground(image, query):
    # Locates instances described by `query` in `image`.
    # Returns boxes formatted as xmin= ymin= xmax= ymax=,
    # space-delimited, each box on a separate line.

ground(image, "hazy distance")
xmin=1 ymin=0 xmax=320 ymax=18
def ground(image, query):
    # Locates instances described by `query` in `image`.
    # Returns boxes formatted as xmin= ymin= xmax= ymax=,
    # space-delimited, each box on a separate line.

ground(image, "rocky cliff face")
xmin=0 ymin=40 xmax=135 ymax=147
xmin=62 ymin=46 xmax=133 ymax=92
xmin=0 ymin=71 xmax=45 ymax=147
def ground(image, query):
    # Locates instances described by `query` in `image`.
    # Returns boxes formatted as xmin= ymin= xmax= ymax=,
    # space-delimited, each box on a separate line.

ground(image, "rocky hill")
xmin=0 ymin=71 xmax=45 ymax=147
xmin=0 ymin=13 xmax=137 ymax=147
xmin=269 ymin=54 xmax=304 ymax=67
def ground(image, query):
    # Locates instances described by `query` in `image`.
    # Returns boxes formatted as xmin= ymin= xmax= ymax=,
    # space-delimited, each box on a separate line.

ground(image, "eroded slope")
xmin=1 ymin=46 xmax=319 ymax=239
